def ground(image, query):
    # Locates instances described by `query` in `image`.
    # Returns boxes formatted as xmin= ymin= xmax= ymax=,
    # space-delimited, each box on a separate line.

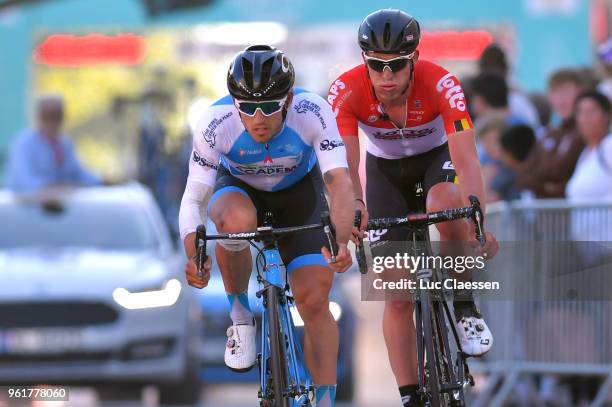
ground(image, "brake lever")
xmin=468 ymin=195 xmax=486 ymax=246
xmin=354 ymin=210 xmax=367 ymax=274
xmin=195 ymin=224 xmax=208 ymax=278
xmin=321 ymin=212 xmax=339 ymax=263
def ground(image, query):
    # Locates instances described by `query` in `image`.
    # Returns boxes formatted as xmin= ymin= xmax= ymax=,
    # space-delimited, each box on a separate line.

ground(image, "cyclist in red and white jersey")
xmin=328 ymin=9 xmax=499 ymax=406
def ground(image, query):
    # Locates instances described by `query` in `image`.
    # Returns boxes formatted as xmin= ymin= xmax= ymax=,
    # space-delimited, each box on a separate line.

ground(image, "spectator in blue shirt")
xmin=4 ymin=94 xmax=101 ymax=193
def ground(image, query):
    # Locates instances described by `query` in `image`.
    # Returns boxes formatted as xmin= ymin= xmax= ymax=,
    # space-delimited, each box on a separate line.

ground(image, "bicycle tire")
xmin=431 ymin=301 xmax=454 ymax=406
xmin=421 ymin=286 xmax=445 ymax=407
xmin=266 ymin=285 xmax=291 ymax=407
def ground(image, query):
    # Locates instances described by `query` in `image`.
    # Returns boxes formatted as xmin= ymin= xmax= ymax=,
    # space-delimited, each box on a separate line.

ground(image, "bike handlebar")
xmin=194 ymin=212 xmax=339 ymax=277
xmin=354 ymin=195 xmax=486 ymax=274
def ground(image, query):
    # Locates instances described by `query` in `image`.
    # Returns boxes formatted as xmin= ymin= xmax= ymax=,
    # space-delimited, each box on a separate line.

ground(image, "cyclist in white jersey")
xmin=179 ymin=45 xmax=353 ymax=407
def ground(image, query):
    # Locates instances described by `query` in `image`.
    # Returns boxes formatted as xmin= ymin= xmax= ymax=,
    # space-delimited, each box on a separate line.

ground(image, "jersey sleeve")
xmin=300 ymin=93 xmax=349 ymax=174
xmin=186 ymin=109 xmax=222 ymax=187
xmin=431 ymin=66 xmax=474 ymax=135
xmin=327 ymin=74 xmax=359 ymax=137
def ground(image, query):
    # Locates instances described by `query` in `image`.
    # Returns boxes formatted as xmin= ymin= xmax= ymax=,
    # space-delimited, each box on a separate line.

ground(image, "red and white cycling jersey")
xmin=328 ymin=60 xmax=473 ymax=159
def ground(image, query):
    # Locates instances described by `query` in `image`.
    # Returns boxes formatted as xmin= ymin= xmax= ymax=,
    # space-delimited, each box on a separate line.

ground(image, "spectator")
xmin=470 ymin=71 xmax=512 ymax=123
xmin=498 ymin=124 xmax=545 ymax=198
xmin=499 ymin=124 xmax=536 ymax=167
xmin=478 ymin=43 xmax=540 ymax=128
xmin=548 ymin=69 xmax=584 ymax=126
xmin=471 ymin=72 xmax=521 ymax=201
xmin=526 ymin=69 xmax=587 ymax=197
xmin=528 ymin=92 xmax=552 ymax=128
xmin=566 ymin=90 xmax=612 ymax=200
xmin=474 ymin=114 xmax=514 ymax=202
xmin=4 ymin=94 xmax=101 ymax=193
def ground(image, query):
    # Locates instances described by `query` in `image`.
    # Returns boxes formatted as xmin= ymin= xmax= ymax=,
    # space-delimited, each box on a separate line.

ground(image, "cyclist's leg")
xmin=269 ymin=168 xmax=339 ymax=405
xmin=423 ymin=144 xmax=493 ymax=356
xmin=208 ymin=167 xmax=259 ymax=371
xmin=365 ymin=153 xmax=421 ymax=405
xmin=290 ymin=265 xmax=337 ymax=394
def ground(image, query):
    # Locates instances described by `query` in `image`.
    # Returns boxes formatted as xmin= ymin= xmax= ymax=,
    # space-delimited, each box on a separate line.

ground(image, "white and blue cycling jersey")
xmin=187 ymin=89 xmax=348 ymax=191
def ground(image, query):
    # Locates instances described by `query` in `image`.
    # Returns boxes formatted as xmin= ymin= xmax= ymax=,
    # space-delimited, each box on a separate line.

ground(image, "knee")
xmin=426 ymin=183 xmax=461 ymax=213
xmin=427 ymin=183 xmax=466 ymax=238
xmin=385 ymin=300 xmax=414 ymax=315
xmin=212 ymin=206 xmax=256 ymax=233
xmin=296 ymin=292 xmax=330 ymax=323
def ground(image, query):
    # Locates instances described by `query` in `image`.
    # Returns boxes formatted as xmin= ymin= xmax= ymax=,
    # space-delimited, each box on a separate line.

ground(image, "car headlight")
xmin=112 ymin=279 xmax=182 ymax=310
xmin=290 ymin=301 xmax=342 ymax=327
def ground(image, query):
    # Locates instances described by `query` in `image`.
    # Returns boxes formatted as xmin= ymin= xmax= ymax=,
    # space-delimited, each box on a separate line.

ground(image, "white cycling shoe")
xmin=455 ymin=306 xmax=493 ymax=356
xmin=225 ymin=320 xmax=256 ymax=372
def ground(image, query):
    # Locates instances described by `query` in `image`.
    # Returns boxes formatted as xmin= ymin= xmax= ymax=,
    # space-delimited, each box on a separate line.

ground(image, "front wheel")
xmin=266 ymin=286 xmax=290 ymax=407
xmin=420 ymin=288 xmax=446 ymax=407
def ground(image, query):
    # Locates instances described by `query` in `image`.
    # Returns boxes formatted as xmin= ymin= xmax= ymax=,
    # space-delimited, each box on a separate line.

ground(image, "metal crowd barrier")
xmin=469 ymin=199 xmax=612 ymax=407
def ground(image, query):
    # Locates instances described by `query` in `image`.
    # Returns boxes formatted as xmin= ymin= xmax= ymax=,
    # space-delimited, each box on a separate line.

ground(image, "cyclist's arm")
xmin=447 ymin=129 xmax=486 ymax=211
xmin=179 ymin=179 xmax=213 ymax=260
xmin=306 ymin=93 xmax=354 ymax=244
xmin=434 ymin=68 xmax=486 ymax=210
xmin=342 ymin=135 xmax=364 ymax=202
xmin=323 ymin=167 xmax=354 ymax=244
xmin=327 ymin=74 xmax=361 ymax=204
xmin=179 ymin=110 xmax=222 ymax=259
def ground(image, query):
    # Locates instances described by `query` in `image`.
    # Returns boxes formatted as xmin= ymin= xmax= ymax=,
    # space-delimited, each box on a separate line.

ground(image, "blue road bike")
xmin=195 ymin=212 xmax=338 ymax=407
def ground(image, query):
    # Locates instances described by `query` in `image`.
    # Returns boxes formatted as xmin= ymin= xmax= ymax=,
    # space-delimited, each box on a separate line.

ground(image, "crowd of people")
xmin=468 ymin=42 xmax=612 ymax=204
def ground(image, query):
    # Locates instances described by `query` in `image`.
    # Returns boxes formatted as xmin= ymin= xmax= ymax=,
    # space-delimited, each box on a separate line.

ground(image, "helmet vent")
xmin=383 ymin=22 xmax=391 ymax=48
xmin=241 ymin=57 xmax=254 ymax=88
xmin=260 ymin=57 xmax=275 ymax=89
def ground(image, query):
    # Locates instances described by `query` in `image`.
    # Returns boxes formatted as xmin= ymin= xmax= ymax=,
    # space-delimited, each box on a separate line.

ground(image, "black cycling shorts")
xmin=365 ymin=143 xmax=457 ymax=256
xmin=208 ymin=165 xmax=330 ymax=273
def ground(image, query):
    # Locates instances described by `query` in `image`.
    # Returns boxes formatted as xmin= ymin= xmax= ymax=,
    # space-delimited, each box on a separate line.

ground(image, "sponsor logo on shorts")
xmin=442 ymin=160 xmax=454 ymax=170
xmin=436 ymin=73 xmax=466 ymax=112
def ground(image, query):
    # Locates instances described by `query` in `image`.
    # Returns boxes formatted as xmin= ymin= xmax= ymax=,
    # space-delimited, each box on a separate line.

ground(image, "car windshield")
xmin=0 ymin=201 xmax=159 ymax=251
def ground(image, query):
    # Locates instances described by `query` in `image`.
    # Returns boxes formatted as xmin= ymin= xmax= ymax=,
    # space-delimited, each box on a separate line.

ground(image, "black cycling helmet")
xmin=227 ymin=45 xmax=295 ymax=100
xmin=358 ymin=9 xmax=421 ymax=55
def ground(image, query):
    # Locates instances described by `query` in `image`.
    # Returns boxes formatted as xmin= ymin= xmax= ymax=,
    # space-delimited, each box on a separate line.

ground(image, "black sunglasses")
xmin=363 ymin=53 xmax=414 ymax=73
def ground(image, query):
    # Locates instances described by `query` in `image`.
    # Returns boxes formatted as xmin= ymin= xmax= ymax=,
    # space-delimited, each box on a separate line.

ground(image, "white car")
xmin=0 ymin=184 xmax=202 ymax=405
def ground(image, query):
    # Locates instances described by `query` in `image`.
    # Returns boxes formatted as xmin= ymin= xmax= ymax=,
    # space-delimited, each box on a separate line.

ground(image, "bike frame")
xmin=257 ymin=242 xmax=313 ymax=405
xmin=355 ymin=190 xmax=484 ymax=406
xmin=195 ymin=213 xmax=337 ymax=406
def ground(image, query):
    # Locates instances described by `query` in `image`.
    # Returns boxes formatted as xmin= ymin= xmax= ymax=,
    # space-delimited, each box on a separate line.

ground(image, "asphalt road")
xmin=0 ymin=384 xmax=378 ymax=407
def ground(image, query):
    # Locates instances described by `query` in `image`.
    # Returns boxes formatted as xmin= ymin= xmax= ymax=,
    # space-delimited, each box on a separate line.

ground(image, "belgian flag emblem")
xmin=453 ymin=118 xmax=472 ymax=132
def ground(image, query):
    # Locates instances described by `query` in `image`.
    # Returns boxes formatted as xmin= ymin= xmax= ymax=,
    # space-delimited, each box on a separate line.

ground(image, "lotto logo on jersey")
xmin=436 ymin=73 xmax=466 ymax=112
